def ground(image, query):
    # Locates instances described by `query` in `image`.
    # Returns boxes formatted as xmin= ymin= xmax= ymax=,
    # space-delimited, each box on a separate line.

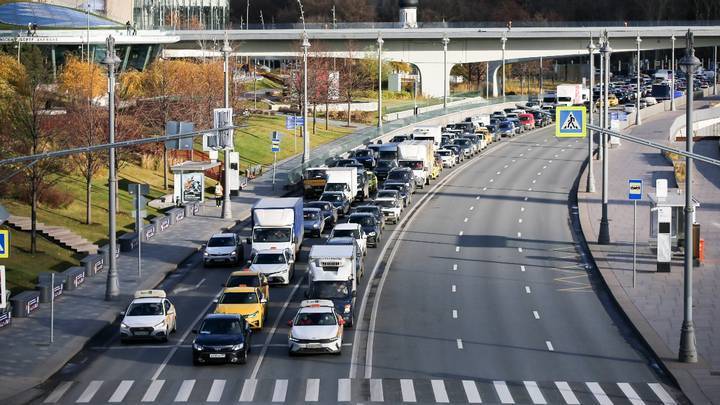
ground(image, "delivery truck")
xmin=556 ymin=84 xmax=587 ymax=106
xmin=303 ymin=167 xmax=328 ymax=199
xmin=250 ymin=198 xmax=304 ymax=255
xmin=411 ymin=126 xmax=442 ymax=150
xmin=324 ymin=167 xmax=358 ymax=202
xmin=397 ymin=140 xmax=434 ymax=188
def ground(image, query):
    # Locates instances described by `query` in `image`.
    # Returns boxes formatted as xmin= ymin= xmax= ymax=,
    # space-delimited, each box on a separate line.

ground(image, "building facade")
xmin=132 ymin=0 xmax=229 ymax=30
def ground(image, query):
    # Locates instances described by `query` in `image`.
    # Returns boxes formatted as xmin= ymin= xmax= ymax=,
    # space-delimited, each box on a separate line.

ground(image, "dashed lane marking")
xmin=546 ymin=341 xmax=555 ymax=351
xmin=457 ymin=339 xmax=464 ymax=349
xmin=533 ymin=311 xmax=540 ymax=319
xmin=525 ymin=286 xmax=531 ymax=294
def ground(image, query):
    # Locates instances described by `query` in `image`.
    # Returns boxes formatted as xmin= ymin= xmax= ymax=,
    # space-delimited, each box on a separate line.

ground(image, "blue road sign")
xmin=0 ymin=230 xmax=8 ymax=259
xmin=555 ymin=106 xmax=586 ymax=138
xmin=628 ymin=179 xmax=643 ymax=200
xmin=294 ymin=117 xmax=305 ymax=127
xmin=272 ymin=146 xmax=280 ymax=153
xmin=285 ymin=116 xmax=296 ymax=130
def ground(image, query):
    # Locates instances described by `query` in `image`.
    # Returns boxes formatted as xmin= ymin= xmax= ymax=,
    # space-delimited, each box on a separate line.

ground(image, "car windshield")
xmin=378 ymin=151 xmax=397 ymax=160
xmin=320 ymin=194 xmax=342 ymax=202
xmin=375 ymin=200 xmax=396 ymax=208
xmin=499 ymin=123 xmax=512 ymax=129
xmin=438 ymin=151 xmax=450 ymax=156
xmin=199 ymin=318 xmax=245 ymax=335
xmin=304 ymin=211 xmax=320 ymax=220
xmin=208 ymin=237 xmax=235 ymax=247
xmin=387 ymin=172 xmax=407 ymax=181
xmin=454 ymin=139 xmax=471 ymax=146
xmin=377 ymin=160 xmax=394 ymax=168
xmin=332 ymin=229 xmax=356 ymax=238
xmin=325 ymin=183 xmax=346 ymax=192
xmin=399 ymin=161 xmax=423 ymax=170
xmin=377 ymin=191 xmax=397 ymax=198
xmin=253 ymin=228 xmax=291 ymax=242
xmin=356 ymin=207 xmax=377 ymax=215
xmin=355 ymin=150 xmax=372 ymax=157
xmin=384 ymin=184 xmax=403 ymax=193
xmin=294 ymin=311 xmax=338 ymax=326
xmin=309 ymin=281 xmax=351 ymax=299
xmin=226 ymin=275 xmax=261 ymax=288
xmin=350 ymin=216 xmax=375 ymax=227
xmin=127 ymin=302 xmax=164 ymax=316
xmin=305 ymin=170 xmax=326 ymax=179
xmin=306 ymin=202 xmax=328 ymax=211
xmin=253 ymin=253 xmax=286 ymax=265
xmin=219 ymin=292 xmax=258 ymax=304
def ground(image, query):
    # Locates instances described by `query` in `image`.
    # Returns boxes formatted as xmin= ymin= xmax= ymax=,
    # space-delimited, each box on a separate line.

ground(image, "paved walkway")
xmin=578 ymin=99 xmax=720 ymax=404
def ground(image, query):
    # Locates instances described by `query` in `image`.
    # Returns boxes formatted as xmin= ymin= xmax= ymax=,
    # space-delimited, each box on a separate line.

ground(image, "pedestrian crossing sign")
xmin=555 ymin=106 xmax=587 ymax=138
xmin=0 ymin=230 xmax=7 ymax=259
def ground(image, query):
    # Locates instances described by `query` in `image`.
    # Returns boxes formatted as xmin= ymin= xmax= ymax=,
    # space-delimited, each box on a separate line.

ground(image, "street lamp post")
xmin=377 ymin=33 xmax=384 ymax=129
xmin=301 ymin=32 xmax=310 ymax=165
xmin=442 ymin=34 xmax=450 ymax=109
xmin=598 ymin=38 xmax=604 ymax=161
xmin=671 ymin=35 xmax=676 ymax=111
xmin=678 ymin=29 xmax=700 ymax=364
xmin=714 ymin=45 xmax=717 ymax=96
xmin=586 ymin=38 xmax=596 ymax=193
xmin=101 ymin=35 xmax=122 ymax=301
xmin=636 ymin=35 xmax=642 ymax=126
xmin=501 ymin=35 xmax=507 ymax=101
xmin=221 ymin=37 xmax=233 ymax=219
xmin=598 ymin=35 xmax=612 ymax=245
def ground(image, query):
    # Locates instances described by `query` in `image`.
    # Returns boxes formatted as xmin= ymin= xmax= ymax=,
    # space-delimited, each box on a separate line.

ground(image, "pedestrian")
xmin=125 ymin=21 xmax=131 ymax=35
xmin=214 ymin=183 xmax=223 ymax=207
xmin=507 ymin=20 xmax=512 ymax=31
xmin=27 ymin=22 xmax=32 ymax=36
xmin=32 ymin=23 xmax=37 ymax=36
xmin=132 ymin=23 xmax=137 ymax=36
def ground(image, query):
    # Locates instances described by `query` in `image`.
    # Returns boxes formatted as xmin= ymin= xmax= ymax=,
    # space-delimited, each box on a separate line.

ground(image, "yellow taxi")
xmin=431 ymin=160 xmax=442 ymax=180
xmin=476 ymin=127 xmax=493 ymax=145
xmin=223 ymin=270 xmax=269 ymax=301
xmin=608 ymin=95 xmax=619 ymax=107
xmin=214 ymin=286 xmax=267 ymax=329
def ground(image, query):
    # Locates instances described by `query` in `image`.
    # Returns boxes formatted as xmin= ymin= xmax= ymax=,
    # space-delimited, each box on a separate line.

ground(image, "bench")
xmin=99 ymin=243 xmax=120 ymax=265
xmin=184 ymin=202 xmax=200 ymax=217
xmin=36 ymin=278 xmax=63 ymax=303
xmin=142 ymin=223 xmax=156 ymax=241
xmin=0 ymin=291 xmax=11 ymax=328
xmin=10 ymin=290 xmax=40 ymax=318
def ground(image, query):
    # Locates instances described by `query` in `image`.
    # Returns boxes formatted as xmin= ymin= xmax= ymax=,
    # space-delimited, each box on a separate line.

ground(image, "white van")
xmin=308 ymin=245 xmax=358 ymax=293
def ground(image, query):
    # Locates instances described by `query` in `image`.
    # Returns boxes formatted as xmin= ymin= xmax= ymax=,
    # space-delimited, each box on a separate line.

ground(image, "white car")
xmin=329 ymin=223 xmax=367 ymax=256
xmin=624 ymin=103 xmax=637 ymax=113
xmin=249 ymin=249 xmax=295 ymax=285
xmin=374 ymin=197 xmax=402 ymax=224
xmin=203 ymin=233 xmax=243 ymax=267
xmin=120 ymin=290 xmax=176 ymax=343
xmin=643 ymin=96 xmax=658 ymax=106
xmin=288 ymin=300 xmax=345 ymax=355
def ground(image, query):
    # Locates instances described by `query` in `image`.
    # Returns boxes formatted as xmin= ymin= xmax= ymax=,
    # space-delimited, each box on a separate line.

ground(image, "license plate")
xmin=134 ymin=331 xmax=149 ymax=336
xmin=306 ymin=343 xmax=322 ymax=349
xmin=209 ymin=353 xmax=226 ymax=358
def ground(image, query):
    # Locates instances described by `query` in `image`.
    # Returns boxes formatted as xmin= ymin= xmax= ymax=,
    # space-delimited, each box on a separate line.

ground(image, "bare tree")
xmin=339 ymin=44 xmax=372 ymax=127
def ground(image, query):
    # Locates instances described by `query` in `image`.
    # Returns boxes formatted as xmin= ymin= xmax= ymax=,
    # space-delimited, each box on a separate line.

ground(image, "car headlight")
xmin=231 ymin=251 xmax=237 ymax=256
xmin=192 ymin=343 xmax=204 ymax=351
xmin=203 ymin=251 xmax=209 ymax=256
xmin=232 ymin=343 xmax=244 ymax=351
xmin=368 ymin=232 xmax=376 ymax=237
xmin=120 ymin=322 xmax=129 ymax=329
xmin=153 ymin=321 xmax=166 ymax=329
xmin=289 ymin=335 xmax=300 ymax=342
xmin=344 ymin=304 xmax=351 ymax=314
xmin=313 ymin=223 xmax=319 ymax=228
xmin=246 ymin=311 xmax=259 ymax=318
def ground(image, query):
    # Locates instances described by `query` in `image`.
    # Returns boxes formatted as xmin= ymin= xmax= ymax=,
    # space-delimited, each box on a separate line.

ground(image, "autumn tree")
xmin=339 ymin=45 xmax=372 ymax=127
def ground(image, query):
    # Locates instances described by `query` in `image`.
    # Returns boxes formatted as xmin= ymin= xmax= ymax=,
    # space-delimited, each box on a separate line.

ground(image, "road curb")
xmin=574 ymin=160 xmax=714 ymax=404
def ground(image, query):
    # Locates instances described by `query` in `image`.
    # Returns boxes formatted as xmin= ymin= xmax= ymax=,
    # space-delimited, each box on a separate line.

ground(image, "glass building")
xmin=133 ymin=0 xmax=229 ymax=30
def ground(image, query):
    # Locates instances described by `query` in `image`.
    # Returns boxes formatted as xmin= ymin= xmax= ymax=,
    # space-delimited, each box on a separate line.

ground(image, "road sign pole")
xmin=633 ymin=200 xmax=637 ymax=288
xmin=272 ymin=151 xmax=277 ymax=187
xmin=135 ymin=183 xmax=142 ymax=278
xmin=50 ymin=272 xmax=54 ymax=344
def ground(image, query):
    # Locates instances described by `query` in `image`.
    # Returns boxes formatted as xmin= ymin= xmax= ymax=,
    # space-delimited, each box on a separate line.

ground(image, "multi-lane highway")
xmin=30 ymin=125 xmax=684 ymax=404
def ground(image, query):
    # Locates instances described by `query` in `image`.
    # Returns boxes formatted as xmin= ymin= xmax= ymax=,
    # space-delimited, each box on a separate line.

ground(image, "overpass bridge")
xmin=2 ymin=25 xmax=720 ymax=97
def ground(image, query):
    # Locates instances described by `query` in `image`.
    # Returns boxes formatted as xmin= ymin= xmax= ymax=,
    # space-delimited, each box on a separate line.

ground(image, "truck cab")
xmin=307 ymin=245 xmax=359 ymax=325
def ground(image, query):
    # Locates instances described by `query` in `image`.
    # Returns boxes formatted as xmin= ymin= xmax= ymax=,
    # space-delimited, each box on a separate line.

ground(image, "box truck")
xmin=324 ymin=167 xmax=358 ymax=202
xmin=250 ymin=198 xmax=304 ymax=255
xmin=397 ymin=140 xmax=434 ymax=187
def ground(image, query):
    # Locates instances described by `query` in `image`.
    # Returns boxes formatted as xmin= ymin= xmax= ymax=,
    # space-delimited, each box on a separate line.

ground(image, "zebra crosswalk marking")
xmin=493 ymin=381 xmax=514 ymax=404
xmin=648 ymin=383 xmax=677 ymax=405
xmin=141 ymin=380 xmax=164 ymax=403
xmin=431 ymin=380 xmax=449 ymax=403
xmin=462 ymin=380 xmax=482 ymax=403
xmin=76 ymin=380 xmax=102 ymax=403
xmin=173 ymin=380 xmax=195 ymax=402
xmin=370 ymin=379 xmax=383 ymax=402
xmin=524 ymin=381 xmax=547 ymax=404
xmin=206 ymin=379 xmax=225 ymax=403
xmin=400 ymin=379 xmax=416 ymax=402
xmin=271 ymin=379 xmax=288 ymax=403
xmin=586 ymin=382 xmax=613 ymax=405
xmin=555 ymin=381 xmax=579 ymax=404
xmin=44 ymin=381 xmax=73 ymax=404
xmin=108 ymin=380 xmax=134 ymax=403
xmin=304 ymin=379 xmax=319 ymax=402
xmin=337 ymin=378 xmax=351 ymax=402
xmin=238 ymin=379 xmax=257 ymax=402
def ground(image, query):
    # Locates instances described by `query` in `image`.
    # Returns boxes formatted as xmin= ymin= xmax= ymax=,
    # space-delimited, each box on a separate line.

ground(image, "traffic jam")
xmin=119 ymin=104 xmax=553 ymax=365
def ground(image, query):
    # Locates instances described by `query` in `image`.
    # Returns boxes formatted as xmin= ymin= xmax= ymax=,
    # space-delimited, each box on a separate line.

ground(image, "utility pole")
xmin=102 ymin=35 xmax=121 ymax=301
xmin=442 ymin=34 xmax=450 ymax=109
xmin=671 ymin=35 xmax=676 ymax=111
xmin=586 ymin=38 xmax=596 ymax=193
xmin=301 ymin=32 xmax=310 ymax=165
xmin=598 ymin=34 xmax=612 ymax=245
xmin=246 ymin=0 xmax=250 ymax=30
xmin=501 ymin=34 xmax=507 ymax=102
xmin=222 ymin=36 xmax=233 ymax=219
xmin=636 ymin=35 xmax=642 ymax=126
xmin=377 ymin=32 xmax=384 ymax=129
xmin=678 ymin=29 xmax=700 ymax=364
xmin=598 ymin=38 xmax=605 ymax=162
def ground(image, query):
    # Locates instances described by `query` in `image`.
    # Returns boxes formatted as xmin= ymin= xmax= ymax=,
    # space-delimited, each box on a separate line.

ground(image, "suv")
xmin=204 ymin=233 xmax=243 ymax=267
xmin=347 ymin=213 xmax=381 ymax=247
xmin=386 ymin=167 xmax=416 ymax=193
xmin=374 ymin=160 xmax=398 ymax=182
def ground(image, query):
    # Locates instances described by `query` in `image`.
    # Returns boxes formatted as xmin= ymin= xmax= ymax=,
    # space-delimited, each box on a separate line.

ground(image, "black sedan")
xmin=192 ymin=314 xmax=252 ymax=365
xmin=382 ymin=182 xmax=412 ymax=207
xmin=351 ymin=204 xmax=386 ymax=230
xmin=347 ymin=213 xmax=382 ymax=247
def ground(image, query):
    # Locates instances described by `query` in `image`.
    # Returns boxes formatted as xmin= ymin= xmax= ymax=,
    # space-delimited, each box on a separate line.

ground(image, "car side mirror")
xmin=260 ymin=298 xmax=267 ymax=304
xmin=191 ymin=329 xmax=198 ymax=334
xmin=213 ymin=299 xmax=219 ymax=304
xmin=120 ymin=311 xmax=126 ymax=317
xmin=287 ymin=320 xmax=293 ymax=327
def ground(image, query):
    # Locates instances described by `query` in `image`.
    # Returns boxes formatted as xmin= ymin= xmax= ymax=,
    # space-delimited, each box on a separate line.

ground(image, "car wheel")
xmin=193 ymin=357 xmax=202 ymax=366
xmin=288 ymin=348 xmax=297 ymax=357
xmin=239 ymin=349 xmax=248 ymax=364
xmin=333 ymin=348 xmax=342 ymax=355
xmin=172 ymin=319 xmax=177 ymax=333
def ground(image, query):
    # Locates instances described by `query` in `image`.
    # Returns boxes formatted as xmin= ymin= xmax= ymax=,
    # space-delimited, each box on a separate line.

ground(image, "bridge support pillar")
xmin=488 ymin=61 xmax=503 ymax=98
xmin=414 ymin=62 xmax=448 ymax=99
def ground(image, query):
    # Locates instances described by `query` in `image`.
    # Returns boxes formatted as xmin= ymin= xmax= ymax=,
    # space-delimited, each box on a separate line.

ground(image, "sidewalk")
xmin=578 ymin=100 xmax=720 ymax=404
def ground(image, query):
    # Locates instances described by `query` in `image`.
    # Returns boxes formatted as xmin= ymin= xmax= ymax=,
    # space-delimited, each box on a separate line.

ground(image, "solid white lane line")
xmin=337 ymin=379 xmax=351 ymax=402
xmin=452 ymin=285 xmax=457 ymax=292
xmin=453 ymin=264 xmax=458 ymax=271
xmin=141 ymin=380 xmax=165 ymax=402
xmin=456 ymin=246 xmax=460 ymax=252
xmin=555 ymin=382 xmax=580 ymax=404
xmin=648 ymin=383 xmax=677 ymax=405
xmin=452 ymin=309 xmax=458 ymax=319
xmin=305 ymin=379 xmax=320 ymax=402
xmin=370 ymin=379 xmax=384 ymax=402
xmin=271 ymin=379 xmax=288 ymax=403
xmin=44 ymin=381 xmax=73 ymax=403
xmin=586 ymin=382 xmax=612 ymax=405
xmin=76 ymin=380 xmax=103 ymax=403
xmin=533 ymin=311 xmax=540 ymax=319
xmin=493 ymin=381 xmax=515 ymax=404
xmin=524 ymin=381 xmax=547 ymax=404
xmin=521 ymin=265 xmax=526 ymax=272
xmin=462 ymin=380 xmax=482 ymax=403
xmin=239 ymin=379 xmax=258 ymax=402
xmin=400 ymin=379 xmax=417 ymax=403
xmin=618 ymin=383 xmax=645 ymax=405
xmin=459 ymin=231 xmax=464 ymax=236
xmin=174 ymin=379 xmax=195 ymax=402
xmin=206 ymin=379 xmax=226 ymax=403
xmin=457 ymin=339 xmax=464 ymax=349
xmin=431 ymin=380 xmax=450 ymax=403
xmin=518 ymin=219 xmax=523 ymax=223
xmin=464 ymin=217 xmax=469 ymax=222
xmin=546 ymin=341 xmax=554 ymax=351
xmin=108 ymin=380 xmax=134 ymax=403
xmin=525 ymin=286 xmax=531 ymax=294
xmin=518 ymin=247 xmax=523 ymax=253
xmin=520 ymin=207 xmax=525 ymax=212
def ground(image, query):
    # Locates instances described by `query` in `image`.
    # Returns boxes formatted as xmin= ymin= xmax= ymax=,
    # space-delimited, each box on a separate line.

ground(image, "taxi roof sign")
xmin=133 ymin=289 xmax=166 ymax=299
xmin=300 ymin=299 xmax=335 ymax=308
xmin=555 ymin=106 xmax=587 ymax=138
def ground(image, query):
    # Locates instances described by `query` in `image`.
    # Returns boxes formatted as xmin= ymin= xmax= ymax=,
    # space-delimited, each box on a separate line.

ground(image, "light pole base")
xmin=586 ymin=176 xmax=596 ymax=193
xmin=598 ymin=218 xmax=611 ymax=245
xmin=105 ymin=275 xmax=119 ymax=301
xmin=679 ymin=320 xmax=698 ymax=363
xmin=222 ymin=203 xmax=233 ymax=219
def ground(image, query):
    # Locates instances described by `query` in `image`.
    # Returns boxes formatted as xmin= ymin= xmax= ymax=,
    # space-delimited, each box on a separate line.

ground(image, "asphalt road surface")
xmin=28 ymin=125 xmax=685 ymax=404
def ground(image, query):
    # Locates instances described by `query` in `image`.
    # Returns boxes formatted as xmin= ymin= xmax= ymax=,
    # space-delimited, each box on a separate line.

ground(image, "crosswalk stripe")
xmin=206 ymin=379 xmax=226 ymax=402
xmin=431 ymin=379 xmax=450 ymax=403
xmin=370 ymin=379 xmax=383 ymax=402
xmin=586 ymin=382 xmax=613 ymax=405
xmin=174 ymin=379 xmax=195 ymax=402
xmin=108 ymin=380 xmax=134 ymax=403
xmin=554 ymin=381 xmax=579 ymax=404
xmin=142 ymin=380 xmax=165 ymax=402
xmin=272 ymin=379 xmax=288 ymax=403
xmin=618 ymin=383 xmax=645 ymax=405
xmin=305 ymin=379 xmax=320 ymax=402
xmin=238 ymin=379 xmax=257 ymax=402
xmin=337 ymin=378 xmax=351 ymax=402
xmin=493 ymin=381 xmax=515 ymax=404
xmin=462 ymin=380 xmax=482 ymax=403
xmin=647 ymin=383 xmax=677 ymax=405
xmin=400 ymin=379 xmax=417 ymax=402
xmin=524 ymin=381 xmax=547 ymax=404
xmin=44 ymin=381 xmax=73 ymax=403
xmin=76 ymin=380 xmax=103 ymax=403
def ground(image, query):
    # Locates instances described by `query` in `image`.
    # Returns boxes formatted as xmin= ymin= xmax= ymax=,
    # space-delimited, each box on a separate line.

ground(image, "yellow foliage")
xmin=0 ymin=53 xmax=28 ymax=99
xmin=57 ymin=56 xmax=105 ymax=99
xmin=118 ymin=70 xmax=145 ymax=99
